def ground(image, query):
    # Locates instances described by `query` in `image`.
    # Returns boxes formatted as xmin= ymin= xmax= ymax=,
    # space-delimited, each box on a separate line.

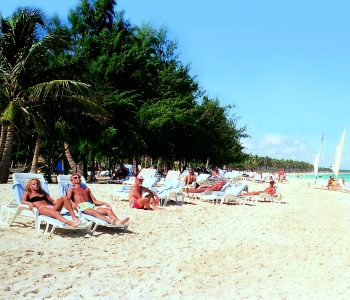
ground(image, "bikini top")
xmin=27 ymin=195 xmax=49 ymax=203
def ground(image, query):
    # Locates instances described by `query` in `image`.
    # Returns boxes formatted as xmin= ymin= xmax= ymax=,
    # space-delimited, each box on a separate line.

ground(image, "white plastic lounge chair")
xmin=196 ymin=173 xmax=210 ymax=185
xmin=57 ymin=175 xmax=129 ymax=233
xmin=110 ymin=185 xmax=131 ymax=201
xmin=0 ymin=173 xmax=48 ymax=227
xmin=122 ymin=168 xmax=157 ymax=186
xmin=198 ymin=182 xmax=232 ymax=203
xmin=200 ymin=182 xmax=248 ymax=205
xmin=151 ymin=181 xmax=184 ymax=206
xmin=254 ymin=185 xmax=282 ymax=203
xmin=0 ymin=173 xmax=90 ymax=235
xmin=157 ymin=170 xmax=180 ymax=187
xmin=110 ymin=176 xmax=158 ymax=201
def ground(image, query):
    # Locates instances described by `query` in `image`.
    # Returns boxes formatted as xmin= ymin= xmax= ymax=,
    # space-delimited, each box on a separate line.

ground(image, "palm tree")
xmin=0 ymin=8 xmax=102 ymax=182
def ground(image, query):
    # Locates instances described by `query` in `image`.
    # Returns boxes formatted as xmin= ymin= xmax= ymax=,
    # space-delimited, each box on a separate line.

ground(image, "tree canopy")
xmin=1 ymin=1 xmax=294 ymax=181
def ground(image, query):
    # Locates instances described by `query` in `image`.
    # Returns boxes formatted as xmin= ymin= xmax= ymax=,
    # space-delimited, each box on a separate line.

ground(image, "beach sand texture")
xmin=1 ymin=180 xmax=350 ymax=299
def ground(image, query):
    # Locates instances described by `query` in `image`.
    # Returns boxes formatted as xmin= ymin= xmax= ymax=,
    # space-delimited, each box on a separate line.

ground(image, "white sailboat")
xmin=313 ymin=133 xmax=324 ymax=183
xmin=331 ymin=127 xmax=347 ymax=177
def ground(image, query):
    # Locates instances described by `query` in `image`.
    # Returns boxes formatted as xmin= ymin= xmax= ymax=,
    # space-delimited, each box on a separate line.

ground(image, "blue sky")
xmin=2 ymin=0 xmax=350 ymax=169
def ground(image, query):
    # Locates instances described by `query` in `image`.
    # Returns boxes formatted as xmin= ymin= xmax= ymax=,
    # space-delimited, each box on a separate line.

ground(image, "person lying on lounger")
xmin=128 ymin=175 xmax=160 ymax=209
xmin=21 ymin=178 xmax=81 ymax=227
xmin=67 ymin=173 xmax=129 ymax=225
xmin=241 ymin=180 xmax=276 ymax=196
xmin=184 ymin=180 xmax=226 ymax=193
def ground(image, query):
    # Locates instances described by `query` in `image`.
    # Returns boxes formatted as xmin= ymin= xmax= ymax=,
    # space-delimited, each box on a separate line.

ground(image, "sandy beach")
xmin=1 ymin=179 xmax=350 ymax=299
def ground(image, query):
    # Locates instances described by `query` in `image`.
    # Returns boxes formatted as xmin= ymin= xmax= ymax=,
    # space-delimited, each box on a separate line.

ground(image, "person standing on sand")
xmin=22 ymin=178 xmax=81 ymax=227
xmin=67 ymin=173 xmax=129 ymax=225
xmin=129 ymin=175 xmax=160 ymax=209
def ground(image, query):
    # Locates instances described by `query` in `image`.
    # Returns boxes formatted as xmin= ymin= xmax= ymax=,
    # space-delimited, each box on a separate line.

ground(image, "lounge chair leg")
xmin=163 ymin=196 xmax=168 ymax=207
xmin=44 ymin=223 xmax=50 ymax=234
xmin=49 ymin=225 xmax=56 ymax=236
xmin=90 ymin=223 xmax=98 ymax=233
xmin=5 ymin=206 xmax=27 ymax=227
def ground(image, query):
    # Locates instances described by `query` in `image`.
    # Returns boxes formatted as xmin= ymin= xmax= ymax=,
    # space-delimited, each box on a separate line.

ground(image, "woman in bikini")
xmin=21 ymin=178 xmax=81 ymax=227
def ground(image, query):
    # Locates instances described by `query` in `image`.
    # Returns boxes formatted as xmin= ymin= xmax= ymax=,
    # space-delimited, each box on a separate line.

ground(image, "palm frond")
xmin=27 ymin=80 xmax=106 ymax=115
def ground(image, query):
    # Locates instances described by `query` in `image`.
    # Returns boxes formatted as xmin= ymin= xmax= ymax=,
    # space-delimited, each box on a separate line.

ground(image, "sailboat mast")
xmin=314 ymin=133 xmax=324 ymax=184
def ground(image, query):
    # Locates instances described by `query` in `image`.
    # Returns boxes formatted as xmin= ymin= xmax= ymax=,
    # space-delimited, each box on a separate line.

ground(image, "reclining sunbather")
xmin=241 ymin=180 xmax=276 ymax=196
xmin=184 ymin=180 xmax=226 ymax=193
xmin=21 ymin=178 xmax=81 ymax=227
xmin=67 ymin=173 xmax=129 ymax=225
xmin=129 ymin=175 xmax=160 ymax=209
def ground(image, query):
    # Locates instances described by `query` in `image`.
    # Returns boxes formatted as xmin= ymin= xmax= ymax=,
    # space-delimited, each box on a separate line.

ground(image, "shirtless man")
xmin=67 ymin=173 xmax=129 ymax=225
xmin=128 ymin=175 xmax=159 ymax=209
xmin=241 ymin=181 xmax=276 ymax=196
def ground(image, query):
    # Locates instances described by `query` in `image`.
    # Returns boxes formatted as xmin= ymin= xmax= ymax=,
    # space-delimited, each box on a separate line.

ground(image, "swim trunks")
xmin=131 ymin=201 xmax=142 ymax=209
xmin=78 ymin=202 xmax=95 ymax=212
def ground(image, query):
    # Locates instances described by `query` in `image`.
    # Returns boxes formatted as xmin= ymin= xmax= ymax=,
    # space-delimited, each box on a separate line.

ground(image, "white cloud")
xmin=261 ymin=134 xmax=283 ymax=146
xmin=242 ymin=133 xmax=350 ymax=169
xmin=243 ymin=134 xmax=308 ymax=161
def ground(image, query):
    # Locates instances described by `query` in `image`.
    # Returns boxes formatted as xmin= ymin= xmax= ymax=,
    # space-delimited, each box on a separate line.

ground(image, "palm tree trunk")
xmin=30 ymin=136 xmax=41 ymax=173
xmin=64 ymin=142 xmax=82 ymax=175
xmin=133 ymin=157 xmax=137 ymax=176
xmin=0 ymin=124 xmax=14 ymax=183
xmin=206 ymin=157 xmax=210 ymax=169
xmin=90 ymin=153 xmax=96 ymax=181
xmin=0 ymin=124 xmax=7 ymax=158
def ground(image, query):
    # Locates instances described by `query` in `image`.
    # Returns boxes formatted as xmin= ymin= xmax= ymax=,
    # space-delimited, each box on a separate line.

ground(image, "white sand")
xmin=1 ymin=180 xmax=350 ymax=299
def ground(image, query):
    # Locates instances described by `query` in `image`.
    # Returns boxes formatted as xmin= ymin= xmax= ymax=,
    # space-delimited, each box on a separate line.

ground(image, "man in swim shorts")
xmin=67 ymin=173 xmax=129 ymax=225
xmin=128 ymin=175 xmax=159 ymax=210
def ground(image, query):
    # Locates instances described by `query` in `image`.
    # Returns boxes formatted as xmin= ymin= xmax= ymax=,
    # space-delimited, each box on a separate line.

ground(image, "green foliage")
xmin=241 ymin=155 xmax=314 ymax=172
xmin=2 ymin=1 xmax=251 ymax=174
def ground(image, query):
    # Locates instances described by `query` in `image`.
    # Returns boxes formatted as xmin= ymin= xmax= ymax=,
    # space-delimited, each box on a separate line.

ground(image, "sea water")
xmin=288 ymin=173 xmax=350 ymax=183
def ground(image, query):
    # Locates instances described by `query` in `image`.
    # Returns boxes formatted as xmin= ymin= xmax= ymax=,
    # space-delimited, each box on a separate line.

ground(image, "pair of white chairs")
xmin=0 ymin=173 xmax=129 ymax=235
xmin=0 ymin=173 xmax=91 ymax=235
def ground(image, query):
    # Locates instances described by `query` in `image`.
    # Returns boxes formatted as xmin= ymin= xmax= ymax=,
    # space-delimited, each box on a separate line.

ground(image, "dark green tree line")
xmin=0 ymin=0 xmax=248 ymax=181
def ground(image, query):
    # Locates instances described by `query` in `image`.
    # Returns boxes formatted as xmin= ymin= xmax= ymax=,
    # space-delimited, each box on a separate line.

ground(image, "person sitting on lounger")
xmin=129 ymin=175 xmax=160 ymax=210
xmin=241 ymin=180 xmax=276 ymax=196
xmin=185 ymin=179 xmax=226 ymax=193
xmin=67 ymin=173 xmax=129 ymax=225
xmin=183 ymin=168 xmax=197 ymax=186
xmin=327 ymin=176 xmax=340 ymax=190
xmin=22 ymin=178 xmax=81 ymax=227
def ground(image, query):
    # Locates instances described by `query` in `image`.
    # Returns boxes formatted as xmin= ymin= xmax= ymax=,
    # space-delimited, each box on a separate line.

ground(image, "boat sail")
xmin=331 ymin=128 xmax=346 ymax=177
xmin=313 ymin=133 xmax=324 ymax=183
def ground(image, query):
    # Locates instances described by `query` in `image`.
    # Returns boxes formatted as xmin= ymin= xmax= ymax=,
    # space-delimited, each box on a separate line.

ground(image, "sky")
xmin=2 ymin=0 xmax=350 ymax=169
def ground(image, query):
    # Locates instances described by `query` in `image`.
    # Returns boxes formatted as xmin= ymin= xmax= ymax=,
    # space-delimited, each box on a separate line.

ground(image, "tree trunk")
xmin=90 ymin=153 xmax=97 ymax=181
xmin=206 ymin=157 xmax=210 ymax=169
xmin=0 ymin=124 xmax=7 ymax=158
xmin=0 ymin=124 xmax=14 ymax=183
xmin=64 ymin=142 xmax=82 ymax=175
xmin=133 ymin=156 xmax=137 ymax=176
xmin=157 ymin=158 xmax=161 ymax=172
xmin=30 ymin=136 xmax=41 ymax=173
